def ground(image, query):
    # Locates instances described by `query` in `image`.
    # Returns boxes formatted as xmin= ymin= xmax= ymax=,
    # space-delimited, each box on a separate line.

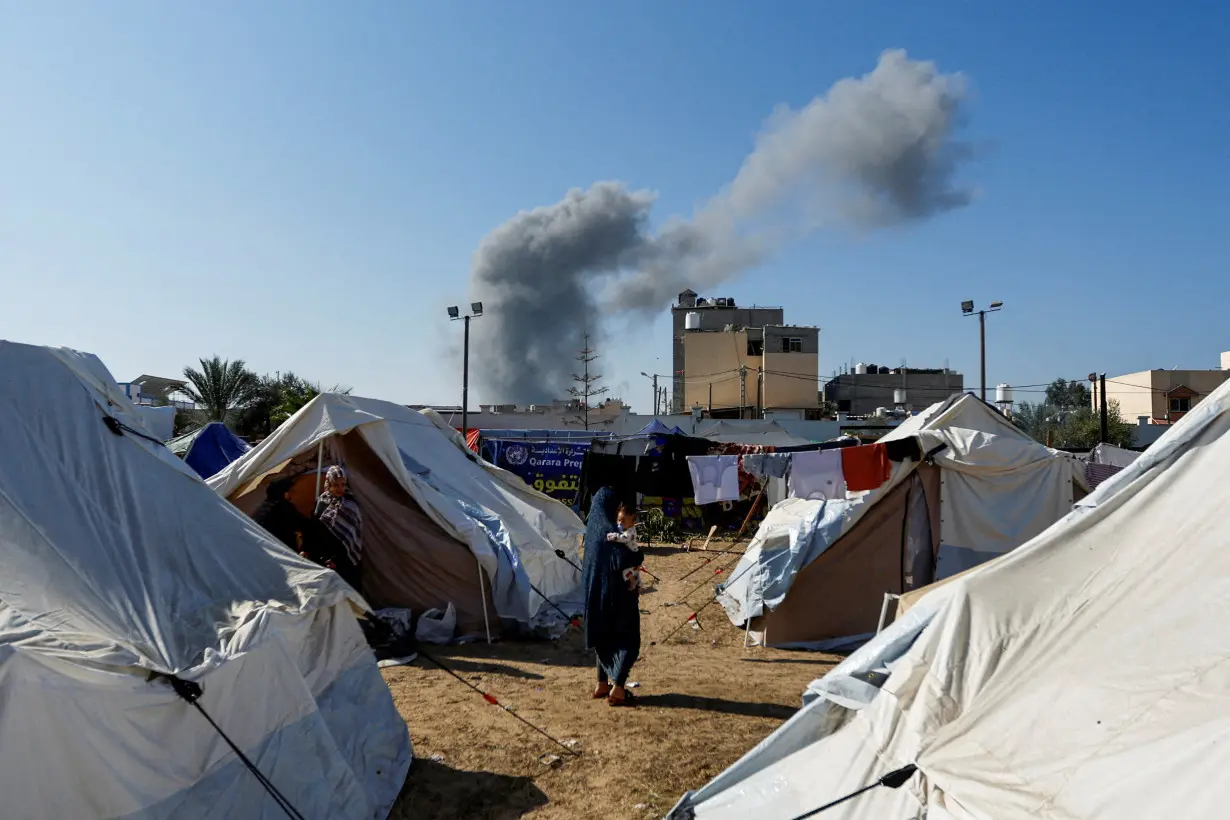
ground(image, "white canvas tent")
xmin=208 ymin=393 xmax=584 ymax=638
xmin=0 ymin=342 xmax=410 ymax=819
xmin=671 ymin=377 xmax=1230 ymax=820
xmin=718 ymin=394 xmax=1088 ymax=648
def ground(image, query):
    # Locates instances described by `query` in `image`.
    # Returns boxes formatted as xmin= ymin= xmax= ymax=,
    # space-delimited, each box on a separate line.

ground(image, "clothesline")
xmin=686 ymin=438 xmax=922 ymax=506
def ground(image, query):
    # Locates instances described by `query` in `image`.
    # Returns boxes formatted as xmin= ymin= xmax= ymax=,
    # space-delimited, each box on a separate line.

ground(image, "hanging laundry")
xmin=788 ymin=449 xmax=847 ymax=501
xmin=687 ymin=455 xmax=741 ymax=505
xmin=841 ymin=443 xmax=893 ymax=492
xmin=708 ymin=443 xmax=767 ymax=498
xmin=741 ymin=452 xmax=791 ymax=479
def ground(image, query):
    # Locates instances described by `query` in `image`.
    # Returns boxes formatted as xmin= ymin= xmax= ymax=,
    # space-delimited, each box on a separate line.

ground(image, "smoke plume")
xmin=470 ymin=50 xmax=975 ymax=404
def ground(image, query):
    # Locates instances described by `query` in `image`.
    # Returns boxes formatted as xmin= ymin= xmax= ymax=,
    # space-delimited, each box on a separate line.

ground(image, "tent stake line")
xmin=153 ymin=673 xmax=307 ymax=820
xmin=653 ymin=544 xmax=795 ymax=647
xmin=787 ymin=764 xmax=918 ymax=819
xmin=416 ymin=651 xmax=581 ymax=758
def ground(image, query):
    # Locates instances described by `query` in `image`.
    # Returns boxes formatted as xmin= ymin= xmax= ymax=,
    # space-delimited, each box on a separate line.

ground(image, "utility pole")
xmin=1099 ymin=373 xmax=1109 ymax=444
xmin=652 ymin=373 xmax=659 ymax=416
xmin=462 ymin=315 xmax=470 ymax=438
xmin=757 ymin=367 xmax=764 ymax=419
xmin=569 ymin=335 xmax=608 ymax=431
xmin=739 ymin=366 xmax=748 ymax=420
xmin=962 ymin=301 xmax=1003 ymax=402
xmin=447 ymin=302 xmax=484 ymax=441
xmin=979 ymin=310 xmax=987 ymax=402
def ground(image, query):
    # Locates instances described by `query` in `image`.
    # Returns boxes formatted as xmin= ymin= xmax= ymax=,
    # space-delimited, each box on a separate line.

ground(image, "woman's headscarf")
xmin=317 ymin=465 xmax=363 ymax=565
xmin=581 ymin=487 xmax=627 ymax=649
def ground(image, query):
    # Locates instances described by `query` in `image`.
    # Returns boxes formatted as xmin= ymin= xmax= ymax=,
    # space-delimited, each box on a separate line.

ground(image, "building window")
xmin=1170 ymin=396 xmax=1191 ymax=413
xmin=747 ymin=339 xmax=764 ymax=356
xmin=781 ymin=337 xmax=803 ymax=353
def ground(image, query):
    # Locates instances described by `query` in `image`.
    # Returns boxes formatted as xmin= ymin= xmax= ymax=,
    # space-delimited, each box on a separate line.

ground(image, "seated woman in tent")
xmin=309 ymin=465 xmax=365 ymax=591
xmin=252 ymin=476 xmax=310 ymax=552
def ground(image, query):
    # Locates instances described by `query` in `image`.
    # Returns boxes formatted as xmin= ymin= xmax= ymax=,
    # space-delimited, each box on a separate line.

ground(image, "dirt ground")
xmin=385 ymin=540 xmax=841 ymax=820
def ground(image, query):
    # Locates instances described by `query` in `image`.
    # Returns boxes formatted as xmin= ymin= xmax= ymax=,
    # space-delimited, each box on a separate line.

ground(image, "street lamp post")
xmin=640 ymin=371 xmax=659 ymax=415
xmin=961 ymin=300 xmax=1004 ymax=402
xmin=447 ymin=302 xmax=484 ymax=440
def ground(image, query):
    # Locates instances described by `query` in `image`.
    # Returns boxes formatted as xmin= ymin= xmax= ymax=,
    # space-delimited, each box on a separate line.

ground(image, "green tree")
xmin=1014 ymin=379 xmax=1135 ymax=449
xmin=1057 ymin=401 xmax=1135 ymax=449
xmin=234 ymin=372 xmax=352 ymax=439
xmin=271 ymin=373 xmax=352 ymax=426
xmin=1045 ymin=378 xmax=1091 ymax=411
xmin=181 ymin=357 xmax=259 ymax=422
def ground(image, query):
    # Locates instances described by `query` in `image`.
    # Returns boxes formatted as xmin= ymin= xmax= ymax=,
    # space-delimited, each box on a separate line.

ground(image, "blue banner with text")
xmin=482 ymin=439 xmax=589 ymax=504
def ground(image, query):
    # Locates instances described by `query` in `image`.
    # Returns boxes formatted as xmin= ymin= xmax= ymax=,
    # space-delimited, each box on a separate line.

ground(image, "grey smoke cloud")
xmin=471 ymin=50 xmax=974 ymax=404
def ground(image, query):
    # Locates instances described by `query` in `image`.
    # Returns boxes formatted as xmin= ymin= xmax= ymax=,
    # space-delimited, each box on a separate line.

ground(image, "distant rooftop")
xmin=673 ymin=290 xmax=781 ymax=311
xmin=131 ymin=374 xmax=187 ymax=394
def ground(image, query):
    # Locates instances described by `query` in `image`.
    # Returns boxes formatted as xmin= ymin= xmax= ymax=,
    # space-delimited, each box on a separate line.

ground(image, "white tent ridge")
xmin=672 ymin=377 xmax=1230 ymax=819
xmin=0 ymin=341 xmax=410 ymax=819
xmin=208 ymin=392 xmax=585 ymax=634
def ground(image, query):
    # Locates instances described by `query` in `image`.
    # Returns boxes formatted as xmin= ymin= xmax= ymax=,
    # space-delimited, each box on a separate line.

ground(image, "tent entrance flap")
xmin=232 ymin=430 xmax=499 ymax=639
xmin=331 ymin=432 xmax=499 ymax=640
xmin=751 ymin=464 xmax=941 ymax=647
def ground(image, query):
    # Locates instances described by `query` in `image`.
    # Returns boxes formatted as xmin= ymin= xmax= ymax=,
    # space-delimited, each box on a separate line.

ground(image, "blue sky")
xmin=2 ymin=1 xmax=1227 ymax=412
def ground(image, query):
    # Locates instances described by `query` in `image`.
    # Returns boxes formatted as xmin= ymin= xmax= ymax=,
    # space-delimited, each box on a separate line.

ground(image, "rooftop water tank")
xmin=893 ymin=389 xmax=907 ymax=405
xmin=685 ymin=312 xmax=701 ymax=330
xmin=854 ymin=362 xmax=868 ymax=375
xmin=996 ymin=383 xmax=1013 ymax=403
xmin=878 ymin=366 xmax=891 ymax=374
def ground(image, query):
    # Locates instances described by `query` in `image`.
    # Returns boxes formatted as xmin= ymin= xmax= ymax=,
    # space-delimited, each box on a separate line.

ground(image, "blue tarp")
xmin=637 ymin=419 xmax=686 ymax=436
xmin=399 ymin=447 xmax=535 ymax=624
xmin=169 ymin=422 xmax=250 ymax=479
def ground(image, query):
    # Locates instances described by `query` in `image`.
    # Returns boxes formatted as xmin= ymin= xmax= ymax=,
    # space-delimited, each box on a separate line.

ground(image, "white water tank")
xmin=854 ymin=362 xmax=868 ymax=375
xmin=995 ymin=383 xmax=1013 ymax=404
xmin=893 ymin=389 xmax=907 ymax=405
xmin=685 ymin=312 xmax=701 ymax=330
xmin=874 ymin=407 xmax=889 ymax=418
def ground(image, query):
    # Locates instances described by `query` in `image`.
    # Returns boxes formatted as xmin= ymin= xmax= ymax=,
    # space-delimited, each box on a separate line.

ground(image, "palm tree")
xmin=182 ymin=357 xmax=259 ymax=422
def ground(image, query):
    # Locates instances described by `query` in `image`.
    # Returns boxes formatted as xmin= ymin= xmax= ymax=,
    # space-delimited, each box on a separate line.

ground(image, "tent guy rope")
xmin=416 ymin=651 xmax=582 ymax=759
xmin=152 ymin=674 xmax=307 ymax=820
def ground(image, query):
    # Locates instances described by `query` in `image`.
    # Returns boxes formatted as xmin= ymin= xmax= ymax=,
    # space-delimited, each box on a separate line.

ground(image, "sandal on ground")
xmin=608 ymin=690 xmax=637 ymax=707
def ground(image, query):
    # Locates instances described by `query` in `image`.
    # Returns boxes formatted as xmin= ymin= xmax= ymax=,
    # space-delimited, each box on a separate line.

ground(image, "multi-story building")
xmin=1100 ymin=358 xmax=1230 ymax=426
xmin=823 ymin=366 xmax=964 ymax=416
xmin=674 ymin=292 xmax=819 ymax=418
xmin=671 ymin=290 xmax=787 ymax=413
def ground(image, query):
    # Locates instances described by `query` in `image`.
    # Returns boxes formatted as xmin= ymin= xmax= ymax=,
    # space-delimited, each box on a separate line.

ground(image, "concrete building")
xmin=1099 ymin=359 xmax=1230 ymax=426
xmin=118 ymin=375 xmax=196 ymax=410
xmin=823 ymin=366 xmax=964 ymax=417
xmin=672 ymin=290 xmax=818 ymax=418
xmin=671 ymin=290 xmax=787 ymax=413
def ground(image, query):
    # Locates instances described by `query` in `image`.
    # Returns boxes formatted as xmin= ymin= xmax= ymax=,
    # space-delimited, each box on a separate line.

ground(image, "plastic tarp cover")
xmin=0 ymin=341 xmax=410 ymax=819
xmin=716 ymin=462 xmax=914 ymax=627
xmin=674 ymin=380 xmax=1230 ymax=820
